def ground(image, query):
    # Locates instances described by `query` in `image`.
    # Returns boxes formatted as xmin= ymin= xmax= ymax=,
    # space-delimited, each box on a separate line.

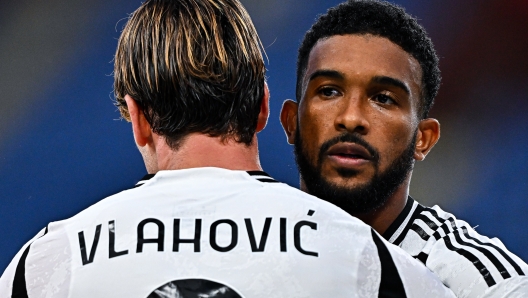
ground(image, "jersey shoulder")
xmin=388 ymin=198 xmax=528 ymax=297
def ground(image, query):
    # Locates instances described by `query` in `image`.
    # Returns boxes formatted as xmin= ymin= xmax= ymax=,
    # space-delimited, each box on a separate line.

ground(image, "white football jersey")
xmin=384 ymin=197 xmax=528 ymax=298
xmin=1 ymin=168 xmax=454 ymax=297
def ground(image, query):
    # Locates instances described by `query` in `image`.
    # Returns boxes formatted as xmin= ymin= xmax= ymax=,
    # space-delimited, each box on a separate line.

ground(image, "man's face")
xmin=284 ymin=34 xmax=424 ymax=214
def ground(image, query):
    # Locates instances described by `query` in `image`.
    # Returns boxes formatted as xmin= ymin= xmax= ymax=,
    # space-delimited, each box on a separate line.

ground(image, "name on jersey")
xmin=78 ymin=211 xmax=319 ymax=265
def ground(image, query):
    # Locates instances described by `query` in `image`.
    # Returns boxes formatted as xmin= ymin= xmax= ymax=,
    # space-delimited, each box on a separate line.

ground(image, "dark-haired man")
xmin=280 ymin=0 xmax=528 ymax=297
xmin=0 ymin=0 xmax=454 ymax=297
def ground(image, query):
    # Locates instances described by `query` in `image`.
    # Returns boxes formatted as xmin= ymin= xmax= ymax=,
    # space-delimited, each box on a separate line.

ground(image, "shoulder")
xmin=396 ymin=200 xmax=528 ymax=297
xmin=0 ymin=227 xmax=46 ymax=295
xmin=0 ymin=177 xmax=145 ymax=297
xmin=0 ymin=224 xmax=71 ymax=297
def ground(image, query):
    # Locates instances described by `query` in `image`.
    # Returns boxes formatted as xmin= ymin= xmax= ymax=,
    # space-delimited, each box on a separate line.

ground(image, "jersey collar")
xmin=134 ymin=174 xmax=156 ymax=188
xmin=382 ymin=196 xmax=415 ymax=242
xmin=134 ymin=170 xmax=278 ymax=188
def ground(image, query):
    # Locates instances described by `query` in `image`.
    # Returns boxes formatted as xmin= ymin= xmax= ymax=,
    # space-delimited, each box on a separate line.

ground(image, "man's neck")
xmin=147 ymin=133 xmax=263 ymax=172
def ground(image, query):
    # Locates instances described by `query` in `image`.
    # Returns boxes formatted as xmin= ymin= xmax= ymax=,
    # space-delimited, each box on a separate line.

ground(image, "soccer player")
xmin=279 ymin=0 xmax=528 ymax=297
xmin=0 ymin=0 xmax=454 ymax=297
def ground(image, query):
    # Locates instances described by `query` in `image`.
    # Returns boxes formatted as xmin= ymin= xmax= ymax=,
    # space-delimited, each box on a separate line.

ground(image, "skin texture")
xmin=281 ymin=34 xmax=440 ymax=234
xmin=124 ymin=84 xmax=270 ymax=173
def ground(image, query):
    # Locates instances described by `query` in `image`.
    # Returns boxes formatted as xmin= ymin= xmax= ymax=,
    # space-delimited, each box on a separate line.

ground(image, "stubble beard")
xmin=294 ymin=129 xmax=416 ymax=215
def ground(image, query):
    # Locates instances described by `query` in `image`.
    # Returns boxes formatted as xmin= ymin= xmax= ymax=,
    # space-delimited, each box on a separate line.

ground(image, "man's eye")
xmin=319 ymin=87 xmax=340 ymax=98
xmin=373 ymin=94 xmax=395 ymax=105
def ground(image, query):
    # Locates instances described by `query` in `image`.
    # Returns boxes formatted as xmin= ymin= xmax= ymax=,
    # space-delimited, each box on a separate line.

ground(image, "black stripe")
xmin=431 ymin=231 xmax=442 ymax=241
xmin=256 ymin=178 xmax=279 ymax=183
xmin=246 ymin=171 xmax=278 ymax=183
xmin=416 ymin=252 xmax=429 ymax=264
xmin=12 ymin=245 xmax=30 ymax=298
xmin=134 ymin=173 xmax=156 ymax=188
xmin=409 ymin=223 xmax=430 ymax=241
xmin=443 ymin=233 xmax=496 ymax=287
xmin=371 ymin=230 xmax=406 ymax=297
xmin=246 ymin=171 xmax=272 ymax=177
xmin=383 ymin=196 xmax=413 ymax=241
xmin=12 ymin=227 xmax=49 ymax=298
xmin=440 ymin=218 xmax=452 ymax=235
xmin=460 ymin=227 xmax=525 ymax=277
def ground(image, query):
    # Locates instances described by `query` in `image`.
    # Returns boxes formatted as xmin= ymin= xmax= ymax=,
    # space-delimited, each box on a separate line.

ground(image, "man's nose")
xmin=334 ymin=95 xmax=370 ymax=135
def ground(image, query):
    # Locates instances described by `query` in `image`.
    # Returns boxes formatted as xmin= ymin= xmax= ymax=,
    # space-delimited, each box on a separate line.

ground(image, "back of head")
xmin=114 ymin=0 xmax=265 ymax=148
xmin=297 ymin=0 xmax=440 ymax=119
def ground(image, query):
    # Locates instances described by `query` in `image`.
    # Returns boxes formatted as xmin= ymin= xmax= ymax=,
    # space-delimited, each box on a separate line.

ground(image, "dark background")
xmin=1 ymin=0 xmax=527 ymax=271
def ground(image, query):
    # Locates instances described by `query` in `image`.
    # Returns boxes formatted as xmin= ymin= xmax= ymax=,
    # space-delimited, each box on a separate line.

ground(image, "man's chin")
xmin=321 ymin=172 xmax=374 ymax=189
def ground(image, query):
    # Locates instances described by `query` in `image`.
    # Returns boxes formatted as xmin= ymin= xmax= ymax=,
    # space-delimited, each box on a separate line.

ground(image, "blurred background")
xmin=1 ymin=0 xmax=527 ymax=271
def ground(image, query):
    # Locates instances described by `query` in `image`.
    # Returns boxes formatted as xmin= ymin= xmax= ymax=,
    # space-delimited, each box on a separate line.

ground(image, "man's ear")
xmin=280 ymin=99 xmax=299 ymax=145
xmin=414 ymin=118 xmax=440 ymax=161
xmin=256 ymin=83 xmax=270 ymax=133
xmin=124 ymin=95 xmax=152 ymax=147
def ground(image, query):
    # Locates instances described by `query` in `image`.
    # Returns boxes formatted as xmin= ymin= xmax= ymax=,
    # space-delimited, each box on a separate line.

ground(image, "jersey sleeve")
xmin=371 ymin=229 xmax=455 ymax=298
xmin=407 ymin=205 xmax=528 ymax=298
xmin=0 ymin=224 xmax=73 ymax=298
xmin=0 ymin=227 xmax=48 ymax=297
xmin=481 ymin=276 xmax=528 ymax=298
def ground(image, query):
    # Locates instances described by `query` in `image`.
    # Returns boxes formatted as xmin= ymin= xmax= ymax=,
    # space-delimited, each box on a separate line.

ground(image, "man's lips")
xmin=324 ymin=143 xmax=373 ymax=167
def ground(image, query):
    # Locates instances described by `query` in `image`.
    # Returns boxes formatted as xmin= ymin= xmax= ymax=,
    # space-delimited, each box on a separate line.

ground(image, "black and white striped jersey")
xmin=383 ymin=197 xmax=528 ymax=298
xmin=0 ymin=168 xmax=454 ymax=297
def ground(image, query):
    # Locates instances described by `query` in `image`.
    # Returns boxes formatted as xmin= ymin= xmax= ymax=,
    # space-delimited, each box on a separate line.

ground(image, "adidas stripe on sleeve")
xmin=384 ymin=197 xmax=528 ymax=298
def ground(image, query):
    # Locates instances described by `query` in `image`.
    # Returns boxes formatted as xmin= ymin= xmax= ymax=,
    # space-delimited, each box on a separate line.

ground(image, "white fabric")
xmin=1 ymin=168 xmax=454 ymax=297
xmin=393 ymin=199 xmax=528 ymax=298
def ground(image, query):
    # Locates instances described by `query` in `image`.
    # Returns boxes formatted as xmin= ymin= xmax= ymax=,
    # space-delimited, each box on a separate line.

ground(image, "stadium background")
xmin=1 ymin=0 xmax=527 ymax=271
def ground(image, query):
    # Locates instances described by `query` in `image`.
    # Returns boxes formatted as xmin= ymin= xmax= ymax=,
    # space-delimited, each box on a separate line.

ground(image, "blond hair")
xmin=114 ymin=0 xmax=266 ymax=147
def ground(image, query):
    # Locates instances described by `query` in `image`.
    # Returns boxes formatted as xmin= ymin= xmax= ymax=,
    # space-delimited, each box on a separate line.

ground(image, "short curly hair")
xmin=114 ymin=0 xmax=266 ymax=148
xmin=297 ymin=0 xmax=440 ymax=119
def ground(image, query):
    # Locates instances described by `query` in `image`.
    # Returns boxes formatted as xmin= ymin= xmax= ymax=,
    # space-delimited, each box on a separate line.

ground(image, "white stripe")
xmin=250 ymin=175 xmax=274 ymax=181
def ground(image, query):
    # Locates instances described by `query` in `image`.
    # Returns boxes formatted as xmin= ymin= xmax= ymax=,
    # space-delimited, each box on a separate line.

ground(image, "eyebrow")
xmin=371 ymin=76 xmax=410 ymax=95
xmin=306 ymin=71 xmax=412 ymax=96
xmin=308 ymin=69 xmax=345 ymax=82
